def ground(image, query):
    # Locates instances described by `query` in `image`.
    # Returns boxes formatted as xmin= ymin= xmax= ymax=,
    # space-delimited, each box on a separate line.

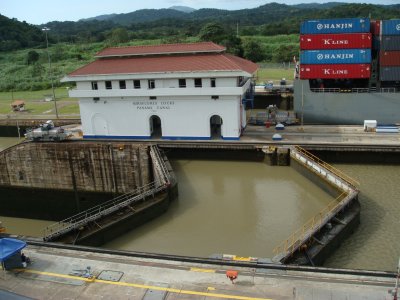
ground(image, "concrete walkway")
xmin=241 ymin=125 xmax=400 ymax=146
xmin=0 ymin=245 xmax=395 ymax=300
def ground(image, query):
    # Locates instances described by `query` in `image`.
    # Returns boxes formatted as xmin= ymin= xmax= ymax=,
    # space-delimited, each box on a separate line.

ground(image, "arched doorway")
xmin=92 ymin=114 xmax=108 ymax=136
xmin=210 ymin=115 xmax=222 ymax=139
xmin=150 ymin=115 xmax=162 ymax=138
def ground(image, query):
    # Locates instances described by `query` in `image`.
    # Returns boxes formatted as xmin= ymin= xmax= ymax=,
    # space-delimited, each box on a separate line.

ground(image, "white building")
xmin=62 ymin=42 xmax=258 ymax=140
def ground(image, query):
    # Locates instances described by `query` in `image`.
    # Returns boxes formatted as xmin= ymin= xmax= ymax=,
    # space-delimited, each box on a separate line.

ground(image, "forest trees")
xmin=242 ymin=39 xmax=264 ymax=62
xmin=26 ymin=51 xmax=40 ymax=65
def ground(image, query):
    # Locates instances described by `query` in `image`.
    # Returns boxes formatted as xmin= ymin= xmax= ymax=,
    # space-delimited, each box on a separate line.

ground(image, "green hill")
xmin=0 ymin=14 xmax=45 ymax=51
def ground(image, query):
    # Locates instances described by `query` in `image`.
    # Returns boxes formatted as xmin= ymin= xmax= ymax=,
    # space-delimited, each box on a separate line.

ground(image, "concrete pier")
xmin=0 ymin=243 xmax=395 ymax=300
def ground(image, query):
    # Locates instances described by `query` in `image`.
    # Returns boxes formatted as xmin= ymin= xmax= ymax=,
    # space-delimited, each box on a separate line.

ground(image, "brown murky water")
xmin=104 ymin=160 xmax=333 ymax=257
xmin=324 ymin=164 xmax=400 ymax=271
xmin=1 ymin=137 xmax=399 ymax=271
xmin=0 ymin=137 xmax=21 ymax=151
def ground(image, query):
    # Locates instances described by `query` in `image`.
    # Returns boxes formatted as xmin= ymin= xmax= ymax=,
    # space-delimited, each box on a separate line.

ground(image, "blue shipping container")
xmin=300 ymin=18 xmax=370 ymax=34
xmin=382 ymin=19 xmax=400 ymax=35
xmin=300 ymin=49 xmax=371 ymax=64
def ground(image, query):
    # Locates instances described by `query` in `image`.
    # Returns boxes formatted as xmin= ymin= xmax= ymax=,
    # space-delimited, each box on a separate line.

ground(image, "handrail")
xmin=43 ymin=146 xmax=173 ymax=242
xmin=272 ymin=191 xmax=349 ymax=257
xmin=380 ymin=88 xmax=398 ymax=93
xmin=150 ymin=145 xmax=171 ymax=185
xmin=310 ymin=88 xmax=340 ymax=93
xmin=293 ymin=146 xmax=359 ymax=189
xmin=43 ymin=181 xmax=164 ymax=241
xmin=272 ymin=146 xmax=359 ymax=260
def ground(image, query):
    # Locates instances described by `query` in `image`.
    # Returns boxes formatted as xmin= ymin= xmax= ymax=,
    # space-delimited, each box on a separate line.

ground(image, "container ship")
xmin=294 ymin=18 xmax=400 ymax=125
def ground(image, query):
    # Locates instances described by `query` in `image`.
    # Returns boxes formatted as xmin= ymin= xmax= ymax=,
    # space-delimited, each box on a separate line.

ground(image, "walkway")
xmin=0 ymin=244 xmax=394 ymax=300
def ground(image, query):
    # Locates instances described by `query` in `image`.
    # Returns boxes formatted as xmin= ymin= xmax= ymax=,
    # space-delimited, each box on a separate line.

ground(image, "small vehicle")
xmin=248 ymin=106 xmax=298 ymax=126
xmin=25 ymin=120 xmax=70 ymax=142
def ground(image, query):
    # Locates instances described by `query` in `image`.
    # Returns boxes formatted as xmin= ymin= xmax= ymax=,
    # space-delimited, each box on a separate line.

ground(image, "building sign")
xmin=132 ymin=101 xmax=175 ymax=110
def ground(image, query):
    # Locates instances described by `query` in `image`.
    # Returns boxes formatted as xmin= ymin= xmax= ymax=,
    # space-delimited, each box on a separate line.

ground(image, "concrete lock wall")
xmin=290 ymin=157 xmax=343 ymax=198
xmin=0 ymin=142 xmax=152 ymax=219
xmin=0 ymin=142 xmax=151 ymax=193
xmin=79 ymin=96 xmax=243 ymax=140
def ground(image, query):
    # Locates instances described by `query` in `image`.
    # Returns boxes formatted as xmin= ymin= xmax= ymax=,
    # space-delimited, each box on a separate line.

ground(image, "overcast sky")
xmin=2 ymin=0 xmax=398 ymax=25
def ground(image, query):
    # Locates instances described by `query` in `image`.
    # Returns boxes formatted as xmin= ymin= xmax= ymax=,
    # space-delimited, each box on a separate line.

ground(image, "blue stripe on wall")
xmin=83 ymin=135 xmax=151 ymax=139
xmin=83 ymin=135 xmax=241 ymax=141
xmin=162 ymin=136 xmax=211 ymax=141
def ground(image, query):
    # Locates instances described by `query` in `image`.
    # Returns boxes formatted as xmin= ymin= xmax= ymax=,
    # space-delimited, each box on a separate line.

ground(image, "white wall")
xmin=71 ymin=72 xmax=254 ymax=140
xmin=80 ymin=96 xmax=241 ymax=139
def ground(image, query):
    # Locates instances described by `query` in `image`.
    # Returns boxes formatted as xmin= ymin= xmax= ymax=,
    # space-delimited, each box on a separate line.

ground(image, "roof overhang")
xmin=61 ymin=70 xmax=255 ymax=83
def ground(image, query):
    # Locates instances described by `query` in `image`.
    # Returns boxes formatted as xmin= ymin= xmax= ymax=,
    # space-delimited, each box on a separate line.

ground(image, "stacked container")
xmin=299 ymin=18 xmax=372 ymax=79
xmin=370 ymin=20 xmax=381 ymax=51
xmin=379 ymin=19 xmax=400 ymax=81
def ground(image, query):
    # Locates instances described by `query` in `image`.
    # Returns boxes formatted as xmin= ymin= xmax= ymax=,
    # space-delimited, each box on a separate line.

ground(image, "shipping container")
xmin=300 ymin=18 xmax=370 ymax=34
xmin=300 ymin=64 xmax=371 ymax=79
xmin=379 ymin=51 xmax=400 ymax=66
xmin=381 ymin=19 xmax=400 ymax=36
xmin=380 ymin=66 xmax=400 ymax=81
xmin=381 ymin=36 xmax=400 ymax=51
xmin=300 ymin=49 xmax=371 ymax=64
xmin=370 ymin=20 xmax=381 ymax=36
xmin=300 ymin=33 xmax=371 ymax=50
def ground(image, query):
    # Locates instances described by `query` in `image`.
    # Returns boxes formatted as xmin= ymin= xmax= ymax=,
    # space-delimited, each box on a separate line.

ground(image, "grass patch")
xmin=58 ymin=103 xmax=80 ymax=115
xmin=0 ymin=88 xmax=70 ymax=102
xmin=256 ymin=68 xmax=295 ymax=84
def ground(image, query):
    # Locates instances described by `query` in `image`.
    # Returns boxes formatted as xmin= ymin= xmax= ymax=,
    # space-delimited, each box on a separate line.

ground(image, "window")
xmin=211 ymin=78 xmax=216 ymax=88
xmin=91 ymin=81 xmax=98 ymax=90
xmin=134 ymin=80 xmax=141 ymax=89
xmin=119 ymin=80 xmax=126 ymax=89
xmin=148 ymin=79 xmax=155 ymax=89
xmin=105 ymin=81 xmax=112 ymax=90
xmin=194 ymin=78 xmax=202 ymax=88
xmin=150 ymin=96 xmax=157 ymax=100
xmin=179 ymin=79 xmax=186 ymax=88
xmin=211 ymin=95 xmax=219 ymax=100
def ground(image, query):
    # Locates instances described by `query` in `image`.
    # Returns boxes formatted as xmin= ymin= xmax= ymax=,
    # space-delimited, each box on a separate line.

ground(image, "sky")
xmin=1 ymin=0 xmax=398 ymax=25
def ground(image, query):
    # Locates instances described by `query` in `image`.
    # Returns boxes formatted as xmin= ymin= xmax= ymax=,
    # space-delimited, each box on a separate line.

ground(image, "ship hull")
xmin=293 ymin=80 xmax=400 ymax=124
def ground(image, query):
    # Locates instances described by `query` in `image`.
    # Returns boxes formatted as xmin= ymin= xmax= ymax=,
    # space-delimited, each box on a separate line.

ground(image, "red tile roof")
xmin=68 ymin=53 xmax=258 ymax=77
xmin=95 ymin=42 xmax=226 ymax=57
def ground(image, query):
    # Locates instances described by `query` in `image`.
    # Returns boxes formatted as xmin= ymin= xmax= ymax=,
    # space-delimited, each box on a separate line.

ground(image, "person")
xmin=21 ymin=252 xmax=27 ymax=268
xmin=21 ymin=252 xmax=30 ymax=267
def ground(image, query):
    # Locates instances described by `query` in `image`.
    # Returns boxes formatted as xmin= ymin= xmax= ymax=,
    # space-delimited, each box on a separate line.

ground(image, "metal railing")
xmin=149 ymin=145 xmax=171 ymax=185
xmin=351 ymin=88 xmax=369 ymax=93
xmin=311 ymin=87 xmax=400 ymax=94
xmin=380 ymin=87 xmax=398 ymax=93
xmin=272 ymin=191 xmax=350 ymax=257
xmin=43 ymin=181 xmax=167 ymax=241
xmin=310 ymin=88 xmax=340 ymax=93
xmin=293 ymin=146 xmax=359 ymax=189
xmin=272 ymin=146 xmax=359 ymax=260
xmin=43 ymin=146 xmax=172 ymax=242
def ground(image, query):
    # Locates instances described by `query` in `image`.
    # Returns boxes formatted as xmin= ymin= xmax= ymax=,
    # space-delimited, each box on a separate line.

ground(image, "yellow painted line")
xmin=233 ymin=256 xmax=254 ymax=262
xmin=20 ymin=268 xmax=273 ymax=300
xmin=190 ymin=267 xmax=216 ymax=273
xmin=17 ymin=269 xmax=94 ymax=282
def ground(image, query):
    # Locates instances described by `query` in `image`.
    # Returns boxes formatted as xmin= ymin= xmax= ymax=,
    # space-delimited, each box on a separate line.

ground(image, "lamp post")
xmin=42 ymin=27 xmax=59 ymax=119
